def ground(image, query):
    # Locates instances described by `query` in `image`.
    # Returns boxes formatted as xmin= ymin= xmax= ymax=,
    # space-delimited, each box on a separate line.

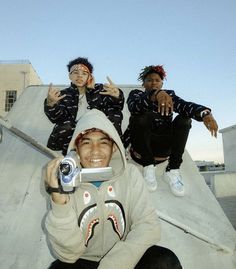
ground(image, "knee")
xmin=143 ymin=246 xmax=183 ymax=269
xmin=130 ymin=113 xmax=152 ymax=129
xmin=174 ymin=115 xmax=192 ymax=129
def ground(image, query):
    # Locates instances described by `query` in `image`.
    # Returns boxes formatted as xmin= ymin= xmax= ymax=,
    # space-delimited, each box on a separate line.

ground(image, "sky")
xmin=1 ymin=0 xmax=235 ymax=163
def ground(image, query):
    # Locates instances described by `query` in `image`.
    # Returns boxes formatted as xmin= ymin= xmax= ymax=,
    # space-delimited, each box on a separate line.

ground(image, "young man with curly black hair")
xmin=44 ymin=57 xmax=124 ymax=155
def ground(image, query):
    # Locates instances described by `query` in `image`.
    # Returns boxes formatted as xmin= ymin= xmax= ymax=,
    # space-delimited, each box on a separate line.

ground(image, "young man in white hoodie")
xmin=44 ymin=109 xmax=182 ymax=269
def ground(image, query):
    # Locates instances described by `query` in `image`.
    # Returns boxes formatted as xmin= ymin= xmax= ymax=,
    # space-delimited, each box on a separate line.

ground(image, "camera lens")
xmin=59 ymin=162 xmax=71 ymax=175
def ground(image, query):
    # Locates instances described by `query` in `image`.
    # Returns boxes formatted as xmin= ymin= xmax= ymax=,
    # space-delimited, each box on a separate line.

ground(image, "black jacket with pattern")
xmin=44 ymin=83 xmax=124 ymax=153
xmin=123 ymin=88 xmax=210 ymax=148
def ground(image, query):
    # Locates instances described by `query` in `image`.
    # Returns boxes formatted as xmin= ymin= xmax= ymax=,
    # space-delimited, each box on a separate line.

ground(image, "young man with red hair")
xmin=124 ymin=65 xmax=218 ymax=196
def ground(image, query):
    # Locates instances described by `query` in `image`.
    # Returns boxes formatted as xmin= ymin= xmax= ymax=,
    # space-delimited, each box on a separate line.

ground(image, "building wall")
xmin=0 ymin=60 xmax=42 ymax=117
xmin=220 ymin=125 xmax=236 ymax=172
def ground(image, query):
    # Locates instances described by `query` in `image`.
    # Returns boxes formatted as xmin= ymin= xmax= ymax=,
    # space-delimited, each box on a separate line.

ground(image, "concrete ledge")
xmin=214 ymin=173 xmax=236 ymax=197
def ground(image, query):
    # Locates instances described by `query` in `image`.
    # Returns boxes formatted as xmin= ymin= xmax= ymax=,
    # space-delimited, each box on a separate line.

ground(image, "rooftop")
xmin=0 ymin=85 xmax=236 ymax=269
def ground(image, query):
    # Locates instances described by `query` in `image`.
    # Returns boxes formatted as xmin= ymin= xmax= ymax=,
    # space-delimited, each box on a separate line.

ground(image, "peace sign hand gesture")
xmin=47 ymin=83 xmax=66 ymax=107
xmin=100 ymin=76 xmax=120 ymax=98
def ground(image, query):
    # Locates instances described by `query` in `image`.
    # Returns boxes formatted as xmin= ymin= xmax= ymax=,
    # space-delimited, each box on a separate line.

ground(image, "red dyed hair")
xmin=138 ymin=65 xmax=167 ymax=81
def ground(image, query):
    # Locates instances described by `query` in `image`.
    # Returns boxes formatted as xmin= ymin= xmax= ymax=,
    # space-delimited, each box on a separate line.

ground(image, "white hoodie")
xmin=45 ymin=109 xmax=161 ymax=269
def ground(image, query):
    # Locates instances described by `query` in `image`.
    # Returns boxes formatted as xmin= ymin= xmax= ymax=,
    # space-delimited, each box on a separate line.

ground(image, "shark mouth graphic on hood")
xmin=78 ymin=200 xmax=126 ymax=246
xmin=105 ymin=200 xmax=126 ymax=239
xmin=78 ymin=203 xmax=98 ymax=246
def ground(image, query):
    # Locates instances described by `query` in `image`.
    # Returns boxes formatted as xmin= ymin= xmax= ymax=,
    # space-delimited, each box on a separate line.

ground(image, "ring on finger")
xmin=161 ymin=103 xmax=165 ymax=106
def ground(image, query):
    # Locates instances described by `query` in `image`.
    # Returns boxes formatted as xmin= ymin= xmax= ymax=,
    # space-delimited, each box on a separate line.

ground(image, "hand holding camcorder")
xmin=58 ymin=151 xmax=113 ymax=193
xmin=58 ymin=151 xmax=80 ymax=193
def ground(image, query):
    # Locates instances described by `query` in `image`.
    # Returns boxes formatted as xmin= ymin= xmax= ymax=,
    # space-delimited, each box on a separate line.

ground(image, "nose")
xmin=151 ymin=81 xmax=158 ymax=86
xmin=90 ymin=143 xmax=100 ymax=154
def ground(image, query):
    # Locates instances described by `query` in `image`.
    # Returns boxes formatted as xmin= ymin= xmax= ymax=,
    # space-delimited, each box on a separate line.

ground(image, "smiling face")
xmin=69 ymin=69 xmax=90 ymax=88
xmin=75 ymin=130 xmax=116 ymax=168
xmin=143 ymin=72 xmax=163 ymax=91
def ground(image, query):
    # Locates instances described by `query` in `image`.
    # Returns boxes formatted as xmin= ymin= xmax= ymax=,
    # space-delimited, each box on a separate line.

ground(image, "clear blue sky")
xmin=1 ymin=0 xmax=235 ymax=163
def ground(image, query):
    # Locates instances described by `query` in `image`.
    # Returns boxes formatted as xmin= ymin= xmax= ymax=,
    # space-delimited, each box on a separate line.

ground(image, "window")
xmin=5 ymin=90 xmax=17 ymax=112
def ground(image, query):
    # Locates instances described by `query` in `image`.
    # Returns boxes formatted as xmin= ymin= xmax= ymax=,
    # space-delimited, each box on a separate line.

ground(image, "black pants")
xmin=48 ymin=246 xmax=182 ymax=269
xmin=129 ymin=113 xmax=191 ymax=169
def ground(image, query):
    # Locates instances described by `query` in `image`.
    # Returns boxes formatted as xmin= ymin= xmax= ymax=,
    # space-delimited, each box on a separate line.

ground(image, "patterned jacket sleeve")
xmin=44 ymin=88 xmax=76 ymax=124
xmin=169 ymin=90 xmax=211 ymax=121
xmin=127 ymin=89 xmax=211 ymax=122
xmin=127 ymin=89 xmax=155 ymax=114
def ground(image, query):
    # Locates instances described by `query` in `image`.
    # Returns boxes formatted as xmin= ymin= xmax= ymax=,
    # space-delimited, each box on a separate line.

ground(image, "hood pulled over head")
xmin=67 ymin=109 xmax=126 ymax=177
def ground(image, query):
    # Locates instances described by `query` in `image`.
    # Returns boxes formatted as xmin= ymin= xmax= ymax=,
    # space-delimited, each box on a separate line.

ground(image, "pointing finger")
xmin=106 ymin=76 xmax=114 ymax=86
xmin=48 ymin=83 xmax=53 ymax=93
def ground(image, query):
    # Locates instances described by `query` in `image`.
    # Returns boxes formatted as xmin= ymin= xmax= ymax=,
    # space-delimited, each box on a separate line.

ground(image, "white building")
xmin=220 ymin=125 xmax=236 ymax=172
xmin=0 ymin=60 xmax=42 ymax=117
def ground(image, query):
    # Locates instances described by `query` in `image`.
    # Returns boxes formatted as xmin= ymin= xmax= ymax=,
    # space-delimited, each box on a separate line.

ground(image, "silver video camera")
xmin=58 ymin=151 xmax=113 ymax=193
xmin=58 ymin=151 xmax=80 ymax=192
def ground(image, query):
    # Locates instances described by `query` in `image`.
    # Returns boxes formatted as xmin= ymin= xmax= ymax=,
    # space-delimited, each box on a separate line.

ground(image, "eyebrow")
xmin=71 ymin=70 xmax=88 ymax=74
xmin=80 ymin=136 xmax=112 ymax=142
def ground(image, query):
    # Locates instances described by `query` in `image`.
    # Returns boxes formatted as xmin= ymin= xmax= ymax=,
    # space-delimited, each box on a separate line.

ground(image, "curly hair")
xmin=138 ymin=65 xmax=167 ymax=82
xmin=67 ymin=57 xmax=93 ymax=73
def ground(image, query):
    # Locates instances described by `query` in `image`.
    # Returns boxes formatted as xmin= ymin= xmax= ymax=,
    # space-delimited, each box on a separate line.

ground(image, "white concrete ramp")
xmin=0 ymin=85 xmax=235 ymax=269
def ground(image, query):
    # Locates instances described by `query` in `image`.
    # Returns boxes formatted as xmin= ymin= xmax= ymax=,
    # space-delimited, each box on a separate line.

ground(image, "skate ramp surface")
xmin=0 ymin=85 xmax=235 ymax=269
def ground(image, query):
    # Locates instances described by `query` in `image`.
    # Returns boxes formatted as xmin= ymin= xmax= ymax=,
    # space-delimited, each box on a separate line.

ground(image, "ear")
xmin=69 ymin=73 xmax=73 ymax=81
xmin=86 ymin=74 xmax=95 ymax=88
xmin=75 ymin=146 xmax=79 ymax=155
xmin=112 ymin=144 xmax=118 ymax=153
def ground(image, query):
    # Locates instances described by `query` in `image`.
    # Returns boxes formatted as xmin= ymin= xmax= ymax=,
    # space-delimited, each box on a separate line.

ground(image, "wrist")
xmin=47 ymin=100 xmax=56 ymax=107
xmin=52 ymin=193 xmax=69 ymax=205
xmin=113 ymin=88 xmax=120 ymax=98
xmin=200 ymin=109 xmax=211 ymax=118
xmin=46 ymin=184 xmax=75 ymax=194
xmin=154 ymin=89 xmax=162 ymax=97
xmin=45 ymin=184 xmax=71 ymax=204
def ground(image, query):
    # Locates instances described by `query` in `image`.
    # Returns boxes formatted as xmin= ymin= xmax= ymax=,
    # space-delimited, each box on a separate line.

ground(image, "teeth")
xmin=80 ymin=205 xmax=97 ymax=230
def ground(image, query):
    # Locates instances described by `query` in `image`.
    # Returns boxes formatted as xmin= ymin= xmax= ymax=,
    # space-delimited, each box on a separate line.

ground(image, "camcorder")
xmin=58 ymin=151 xmax=113 ymax=193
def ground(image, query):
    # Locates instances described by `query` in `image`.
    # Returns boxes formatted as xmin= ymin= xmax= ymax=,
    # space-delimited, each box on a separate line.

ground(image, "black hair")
xmin=67 ymin=57 xmax=93 ymax=73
